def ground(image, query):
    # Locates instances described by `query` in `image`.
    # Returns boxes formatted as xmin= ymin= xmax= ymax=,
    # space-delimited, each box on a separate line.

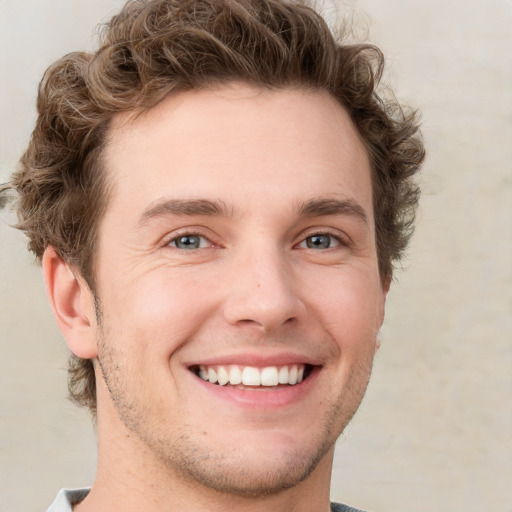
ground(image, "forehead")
xmin=103 ymin=85 xmax=372 ymax=223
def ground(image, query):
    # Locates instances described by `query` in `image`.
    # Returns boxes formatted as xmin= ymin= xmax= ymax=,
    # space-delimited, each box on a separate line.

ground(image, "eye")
xmin=168 ymin=234 xmax=212 ymax=250
xmin=299 ymin=233 xmax=341 ymax=250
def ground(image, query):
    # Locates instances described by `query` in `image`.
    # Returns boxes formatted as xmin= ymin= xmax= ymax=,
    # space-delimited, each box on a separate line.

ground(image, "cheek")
xmin=114 ymin=269 xmax=219 ymax=353
xmin=305 ymin=269 xmax=382 ymax=350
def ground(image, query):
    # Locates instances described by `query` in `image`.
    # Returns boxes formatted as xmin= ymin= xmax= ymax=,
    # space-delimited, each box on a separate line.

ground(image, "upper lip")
xmin=184 ymin=352 xmax=323 ymax=368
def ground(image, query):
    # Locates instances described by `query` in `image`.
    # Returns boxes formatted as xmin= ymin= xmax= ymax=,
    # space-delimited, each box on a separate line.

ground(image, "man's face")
xmin=90 ymin=85 xmax=387 ymax=495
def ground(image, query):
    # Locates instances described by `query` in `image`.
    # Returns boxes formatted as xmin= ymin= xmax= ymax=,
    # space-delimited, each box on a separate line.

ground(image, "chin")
xmin=165 ymin=438 xmax=334 ymax=497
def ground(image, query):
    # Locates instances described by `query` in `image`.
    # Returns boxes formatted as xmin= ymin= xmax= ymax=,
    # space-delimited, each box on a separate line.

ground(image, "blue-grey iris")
xmin=306 ymin=234 xmax=331 ymax=249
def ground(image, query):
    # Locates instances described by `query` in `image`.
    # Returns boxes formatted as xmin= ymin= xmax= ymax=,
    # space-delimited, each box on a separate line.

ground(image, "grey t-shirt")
xmin=46 ymin=488 xmax=367 ymax=511
xmin=330 ymin=503 xmax=367 ymax=512
xmin=46 ymin=489 xmax=89 ymax=511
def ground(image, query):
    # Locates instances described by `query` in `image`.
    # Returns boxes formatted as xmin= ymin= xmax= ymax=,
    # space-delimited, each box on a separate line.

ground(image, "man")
xmin=0 ymin=0 xmax=424 ymax=510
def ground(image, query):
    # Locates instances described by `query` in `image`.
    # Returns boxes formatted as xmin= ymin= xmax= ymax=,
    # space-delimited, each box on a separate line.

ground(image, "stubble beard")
xmin=95 ymin=307 xmax=375 ymax=497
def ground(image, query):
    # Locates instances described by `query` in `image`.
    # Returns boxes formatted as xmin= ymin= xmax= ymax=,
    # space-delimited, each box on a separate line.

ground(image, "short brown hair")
xmin=1 ymin=0 xmax=424 ymax=414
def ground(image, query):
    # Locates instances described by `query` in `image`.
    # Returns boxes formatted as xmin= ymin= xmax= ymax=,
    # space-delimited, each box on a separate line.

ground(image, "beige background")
xmin=1 ymin=1 xmax=511 ymax=511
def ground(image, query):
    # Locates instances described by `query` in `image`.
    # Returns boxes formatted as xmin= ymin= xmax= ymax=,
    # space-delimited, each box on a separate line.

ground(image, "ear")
xmin=375 ymin=275 xmax=391 ymax=351
xmin=42 ymin=246 xmax=98 ymax=359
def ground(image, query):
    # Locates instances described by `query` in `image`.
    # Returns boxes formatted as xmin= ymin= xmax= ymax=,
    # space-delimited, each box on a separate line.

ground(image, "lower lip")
xmin=192 ymin=367 xmax=320 ymax=409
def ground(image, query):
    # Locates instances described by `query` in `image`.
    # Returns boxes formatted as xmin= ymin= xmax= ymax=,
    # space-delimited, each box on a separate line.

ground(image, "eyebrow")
xmin=138 ymin=198 xmax=232 ymax=227
xmin=296 ymin=197 xmax=369 ymax=226
xmin=138 ymin=196 xmax=369 ymax=228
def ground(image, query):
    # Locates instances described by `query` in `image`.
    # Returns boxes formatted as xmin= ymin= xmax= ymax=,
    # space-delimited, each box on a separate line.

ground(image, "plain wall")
xmin=1 ymin=1 xmax=511 ymax=511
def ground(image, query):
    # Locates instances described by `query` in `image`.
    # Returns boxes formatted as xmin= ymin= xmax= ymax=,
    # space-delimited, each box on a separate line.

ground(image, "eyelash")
xmin=163 ymin=230 xmax=217 ymax=250
xmin=297 ymin=230 xmax=347 ymax=250
xmin=162 ymin=229 xmax=347 ymax=251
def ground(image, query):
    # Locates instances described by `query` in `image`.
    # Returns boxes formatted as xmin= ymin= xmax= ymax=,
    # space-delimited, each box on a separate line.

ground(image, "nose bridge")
xmin=223 ymin=239 xmax=304 ymax=332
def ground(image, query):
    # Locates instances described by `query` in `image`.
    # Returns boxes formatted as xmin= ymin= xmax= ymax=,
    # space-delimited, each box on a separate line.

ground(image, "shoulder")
xmin=46 ymin=488 xmax=90 ymax=512
xmin=331 ymin=502 xmax=369 ymax=512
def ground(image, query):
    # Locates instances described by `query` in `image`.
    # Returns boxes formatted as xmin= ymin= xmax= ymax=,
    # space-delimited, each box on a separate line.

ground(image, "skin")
xmin=43 ymin=85 xmax=388 ymax=512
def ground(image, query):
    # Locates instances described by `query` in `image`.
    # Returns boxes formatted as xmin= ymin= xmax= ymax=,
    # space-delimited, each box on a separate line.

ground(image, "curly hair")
xmin=0 ymin=0 xmax=424 ymax=415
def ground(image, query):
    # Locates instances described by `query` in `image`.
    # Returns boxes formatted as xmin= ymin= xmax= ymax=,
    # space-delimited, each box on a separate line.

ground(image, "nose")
xmin=222 ymin=247 xmax=306 ymax=333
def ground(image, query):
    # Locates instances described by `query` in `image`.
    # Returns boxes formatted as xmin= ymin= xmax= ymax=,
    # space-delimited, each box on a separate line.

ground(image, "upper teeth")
xmin=197 ymin=364 xmax=306 ymax=386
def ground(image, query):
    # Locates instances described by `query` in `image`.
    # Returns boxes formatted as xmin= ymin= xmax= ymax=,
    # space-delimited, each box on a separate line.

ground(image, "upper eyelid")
xmin=297 ymin=228 xmax=349 ymax=245
xmin=161 ymin=228 xmax=216 ymax=247
xmin=303 ymin=230 xmax=345 ymax=239
xmin=296 ymin=233 xmax=345 ymax=249
xmin=158 ymin=226 xmax=350 ymax=248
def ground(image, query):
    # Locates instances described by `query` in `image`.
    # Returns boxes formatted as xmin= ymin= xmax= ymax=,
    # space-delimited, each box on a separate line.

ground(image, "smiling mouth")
xmin=190 ymin=364 xmax=314 ymax=387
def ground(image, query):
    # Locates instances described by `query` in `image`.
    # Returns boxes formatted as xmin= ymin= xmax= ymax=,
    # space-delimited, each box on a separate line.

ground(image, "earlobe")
xmin=375 ymin=332 xmax=382 ymax=351
xmin=42 ymin=246 xmax=98 ymax=359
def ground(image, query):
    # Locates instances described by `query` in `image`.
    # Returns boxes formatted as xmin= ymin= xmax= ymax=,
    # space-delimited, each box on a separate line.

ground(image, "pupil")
xmin=307 ymin=235 xmax=330 ymax=249
xmin=177 ymin=235 xmax=200 ymax=249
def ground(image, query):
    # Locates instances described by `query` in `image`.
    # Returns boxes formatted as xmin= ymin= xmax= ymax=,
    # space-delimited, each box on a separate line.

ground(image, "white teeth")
xmin=261 ymin=367 xmax=279 ymax=386
xmin=197 ymin=364 xmax=308 ymax=387
xmin=278 ymin=366 xmax=289 ymax=384
xmin=217 ymin=366 xmax=229 ymax=386
xmin=229 ymin=365 xmax=242 ymax=385
xmin=242 ymin=367 xmax=261 ymax=386
xmin=207 ymin=367 xmax=218 ymax=384
xmin=289 ymin=365 xmax=298 ymax=385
